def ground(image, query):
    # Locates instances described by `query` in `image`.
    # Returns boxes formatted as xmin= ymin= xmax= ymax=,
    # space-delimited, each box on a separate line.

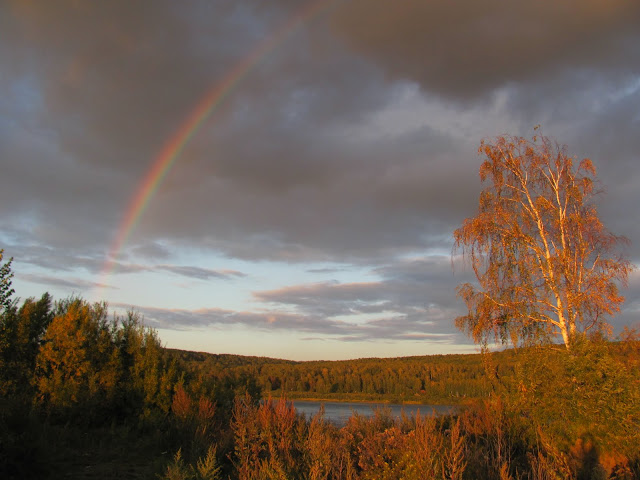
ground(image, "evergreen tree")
xmin=0 ymin=249 xmax=14 ymax=311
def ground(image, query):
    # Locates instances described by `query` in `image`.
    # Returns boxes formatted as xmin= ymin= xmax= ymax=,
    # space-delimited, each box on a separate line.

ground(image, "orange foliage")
xmin=454 ymin=131 xmax=633 ymax=350
xmin=171 ymin=383 xmax=192 ymax=420
xmin=35 ymin=300 xmax=117 ymax=408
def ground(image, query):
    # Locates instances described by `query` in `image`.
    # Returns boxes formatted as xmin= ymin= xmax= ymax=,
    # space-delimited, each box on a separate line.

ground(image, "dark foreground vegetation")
xmin=0 ymin=254 xmax=638 ymax=478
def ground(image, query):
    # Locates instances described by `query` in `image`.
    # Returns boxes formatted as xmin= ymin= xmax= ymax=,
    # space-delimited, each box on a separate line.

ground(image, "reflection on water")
xmin=293 ymin=401 xmax=454 ymax=426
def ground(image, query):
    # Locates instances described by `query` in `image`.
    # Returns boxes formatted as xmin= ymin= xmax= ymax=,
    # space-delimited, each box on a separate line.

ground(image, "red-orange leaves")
xmin=453 ymin=132 xmax=633 ymax=350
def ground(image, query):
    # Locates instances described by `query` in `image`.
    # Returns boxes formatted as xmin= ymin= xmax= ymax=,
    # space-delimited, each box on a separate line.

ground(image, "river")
xmin=292 ymin=400 xmax=455 ymax=426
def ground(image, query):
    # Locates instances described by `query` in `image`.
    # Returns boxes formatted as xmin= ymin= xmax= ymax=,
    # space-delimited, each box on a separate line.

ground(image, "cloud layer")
xmin=2 ymin=0 xmax=638 ymax=358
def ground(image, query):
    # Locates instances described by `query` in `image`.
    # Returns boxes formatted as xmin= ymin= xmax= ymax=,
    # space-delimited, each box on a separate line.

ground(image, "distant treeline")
xmin=168 ymin=349 xmax=520 ymax=404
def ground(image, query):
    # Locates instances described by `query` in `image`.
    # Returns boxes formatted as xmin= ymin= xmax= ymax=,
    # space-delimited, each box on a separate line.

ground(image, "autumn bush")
xmin=225 ymin=398 xmax=472 ymax=480
xmin=231 ymin=396 xmax=308 ymax=479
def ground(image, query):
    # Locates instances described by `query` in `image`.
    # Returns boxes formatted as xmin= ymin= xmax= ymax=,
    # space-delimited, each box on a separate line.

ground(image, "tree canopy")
xmin=454 ymin=132 xmax=633 ymax=349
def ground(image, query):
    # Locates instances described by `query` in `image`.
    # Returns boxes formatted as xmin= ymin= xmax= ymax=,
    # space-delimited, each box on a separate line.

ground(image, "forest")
xmin=170 ymin=348 xmax=515 ymax=404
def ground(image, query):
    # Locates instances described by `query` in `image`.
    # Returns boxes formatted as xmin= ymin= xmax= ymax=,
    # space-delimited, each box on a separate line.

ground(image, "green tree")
xmin=0 ymin=293 xmax=53 ymax=398
xmin=0 ymin=249 xmax=14 ymax=311
xmin=118 ymin=311 xmax=176 ymax=419
xmin=454 ymin=132 xmax=633 ymax=350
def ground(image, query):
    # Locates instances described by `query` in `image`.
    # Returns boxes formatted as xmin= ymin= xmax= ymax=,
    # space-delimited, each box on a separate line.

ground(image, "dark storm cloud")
xmin=3 ymin=1 xmax=639 ymax=265
xmin=563 ymin=83 xmax=640 ymax=261
xmin=135 ymin=120 xmax=470 ymax=262
xmin=612 ymin=270 xmax=640 ymax=333
xmin=330 ymin=0 xmax=640 ymax=101
xmin=1 ymin=0 xmax=485 ymax=267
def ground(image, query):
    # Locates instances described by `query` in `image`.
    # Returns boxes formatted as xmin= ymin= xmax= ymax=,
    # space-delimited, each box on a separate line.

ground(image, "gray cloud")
xmin=1 ymin=0 xmax=476 ymax=264
xmin=330 ymin=0 xmax=640 ymax=101
xmin=121 ymin=303 xmax=347 ymax=335
xmin=6 ymin=243 xmax=246 ymax=283
xmin=125 ymin=302 xmax=460 ymax=345
xmin=18 ymin=273 xmax=111 ymax=291
xmin=253 ymin=255 xmax=470 ymax=342
xmin=2 ymin=1 xmax=638 ymax=263
xmin=157 ymin=265 xmax=246 ymax=281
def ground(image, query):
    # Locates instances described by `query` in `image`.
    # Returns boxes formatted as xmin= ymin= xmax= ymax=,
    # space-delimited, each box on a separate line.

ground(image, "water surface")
xmin=293 ymin=400 xmax=454 ymax=426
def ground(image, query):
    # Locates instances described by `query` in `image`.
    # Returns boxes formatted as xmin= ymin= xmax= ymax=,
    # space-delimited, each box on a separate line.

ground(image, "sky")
xmin=2 ymin=0 xmax=640 ymax=361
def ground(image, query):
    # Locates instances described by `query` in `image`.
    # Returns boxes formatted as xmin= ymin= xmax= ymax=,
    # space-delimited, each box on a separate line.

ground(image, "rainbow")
xmin=95 ymin=0 xmax=336 ymax=296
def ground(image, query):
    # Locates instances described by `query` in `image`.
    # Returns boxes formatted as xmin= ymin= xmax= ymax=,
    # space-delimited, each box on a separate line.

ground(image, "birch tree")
xmin=454 ymin=132 xmax=632 ymax=350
